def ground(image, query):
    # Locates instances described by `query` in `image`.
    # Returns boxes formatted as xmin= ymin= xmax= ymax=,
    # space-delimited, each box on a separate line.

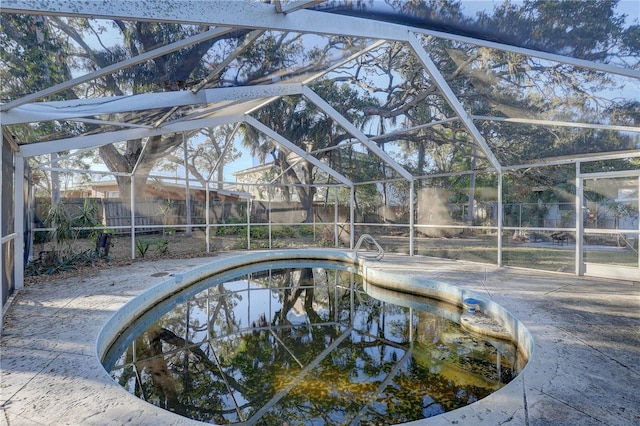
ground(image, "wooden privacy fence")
xmin=34 ymin=198 xmax=349 ymax=234
xmin=102 ymin=199 xmax=248 ymax=232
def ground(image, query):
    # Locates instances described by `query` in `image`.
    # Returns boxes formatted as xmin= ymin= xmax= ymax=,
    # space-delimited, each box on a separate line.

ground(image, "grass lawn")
xmin=28 ymin=230 xmax=637 ymax=277
xmin=408 ymin=235 xmax=637 ymax=273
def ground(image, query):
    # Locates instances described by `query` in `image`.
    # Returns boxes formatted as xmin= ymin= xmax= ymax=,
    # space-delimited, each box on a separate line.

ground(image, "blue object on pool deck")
xmin=464 ymin=298 xmax=480 ymax=313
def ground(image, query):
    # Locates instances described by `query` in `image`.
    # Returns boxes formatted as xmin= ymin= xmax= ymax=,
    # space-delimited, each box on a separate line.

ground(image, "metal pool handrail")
xmin=354 ymin=233 xmax=384 ymax=261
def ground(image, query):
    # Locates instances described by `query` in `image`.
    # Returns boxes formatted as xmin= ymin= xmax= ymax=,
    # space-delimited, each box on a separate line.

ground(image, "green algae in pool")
xmin=105 ymin=262 xmax=526 ymax=425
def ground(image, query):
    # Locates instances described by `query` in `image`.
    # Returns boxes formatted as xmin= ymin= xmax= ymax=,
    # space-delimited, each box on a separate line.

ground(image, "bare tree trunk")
xmin=50 ymin=152 xmax=60 ymax=206
xmin=217 ymin=164 xmax=224 ymax=191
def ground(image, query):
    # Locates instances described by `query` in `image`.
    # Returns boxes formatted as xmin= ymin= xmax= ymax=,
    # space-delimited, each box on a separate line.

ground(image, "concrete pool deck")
xmin=1 ymin=251 xmax=638 ymax=425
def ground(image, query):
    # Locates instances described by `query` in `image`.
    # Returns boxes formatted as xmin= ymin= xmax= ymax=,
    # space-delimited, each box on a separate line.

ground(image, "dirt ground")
xmin=26 ymin=231 xmax=213 ymax=285
xmin=27 ymin=228 xmax=627 ymax=285
xmin=24 ymin=229 xmax=330 ymax=285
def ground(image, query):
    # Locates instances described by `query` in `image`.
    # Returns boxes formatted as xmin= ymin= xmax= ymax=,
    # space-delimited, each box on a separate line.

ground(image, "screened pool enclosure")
xmin=1 ymin=0 xmax=639 ymax=314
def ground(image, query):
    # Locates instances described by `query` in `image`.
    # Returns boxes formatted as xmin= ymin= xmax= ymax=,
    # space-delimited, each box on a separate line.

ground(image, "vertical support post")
xmin=575 ymin=162 xmax=584 ymax=276
xmin=334 ymin=186 xmax=339 ymax=248
xmin=205 ymin=183 xmax=210 ymax=253
xmin=246 ymin=195 xmax=250 ymax=250
xmin=130 ymin=174 xmax=136 ymax=259
xmin=409 ymin=179 xmax=415 ymax=256
xmin=268 ymin=187 xmax=272 ymax=249
xmin=637 ymin=176 xmax=639 ymax=278
xmin=0 ymin=129 xmax=4 ymax=322
xmin=14 ymin=155 xmax=24 ymax=290
xmin=497 ymin=172 xmax=503 ymax=267
xmin=349 ymin=185 xmax=355 ymax=249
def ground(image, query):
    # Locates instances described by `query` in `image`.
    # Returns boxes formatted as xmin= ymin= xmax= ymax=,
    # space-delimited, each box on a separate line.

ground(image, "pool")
xmin=97 ymin=249 xmax=533 ymax=425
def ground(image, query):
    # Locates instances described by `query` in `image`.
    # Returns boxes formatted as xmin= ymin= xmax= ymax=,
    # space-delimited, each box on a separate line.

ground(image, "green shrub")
xmin=216 ymin=216 xmax=247 ymax=236
xmin=26 ymin=249 xmax=99 ymax=277
xmin=250 ymin=226 xmax=269 ymax=239
xmin=297 ymin=225 xmax=315 ymax=237
xmin=154 ymin=239 xmax=169 ymax=255
xmin=136 ymin=239 xmax=150 ymax=257
xmin=272 ymin=225 xmax=296 ymax=238
xmin=73 ymin=199 xmax=99 ymax=239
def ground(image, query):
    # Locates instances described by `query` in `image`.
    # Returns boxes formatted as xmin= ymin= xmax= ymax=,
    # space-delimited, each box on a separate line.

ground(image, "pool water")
xmin=104 ymin=261 xmax=525 ymax=425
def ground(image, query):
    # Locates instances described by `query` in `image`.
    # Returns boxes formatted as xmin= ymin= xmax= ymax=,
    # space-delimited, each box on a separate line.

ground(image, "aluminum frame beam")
xmin=300 ymin=39 xmax=388 ymax=85
xmin=19 ymin=114 xmax=244 ymax=157
xmin=2 ymin=84 xmax=305 ymax=125
xmin=407 ymin=33 xmax=502 ymax=172
xmin=192 ymin=30 xmax=264 ymax=94
xmin=4 ymin=0 xmax=636 ymax=80
xmin=237 ymin=39 xmax=387 ymax=122
xmin=235 ymin=40 xmax=387 ymax=119
xmin=369 ymin=117 xmax=459 ymax=142
xmin=302 ymin=86 xmax=413 ymax=181
xmin=278 ymin=0 xmax=325 ymax=15
xmin=244 ymin=326 xmax=353 ymax=425
xmin=503 ymin=149 xmax=640 ymax=171
xmin=410 ymin=28 xmax=640 ymax=80
xmin=243 ymin=115 xmax=353 ymax=187
xmin=472 ymin=115 xmax=640 ymax=134
xmin=0 ymin=26 xmax=235 ymax=111
xmin=1 ymin=1 xmax=410 ymax=42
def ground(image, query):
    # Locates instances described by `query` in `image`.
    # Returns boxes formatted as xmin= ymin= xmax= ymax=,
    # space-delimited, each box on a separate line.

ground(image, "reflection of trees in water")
xmin=273 ymin=268 xmax=324 ymax=326
xmin=111 ymin=267 xmax=520 ymax=424
xmin=207 ymin=282 xmax=240 ymax=337
xmin=114 ymin=280 xmax=245 ymax=422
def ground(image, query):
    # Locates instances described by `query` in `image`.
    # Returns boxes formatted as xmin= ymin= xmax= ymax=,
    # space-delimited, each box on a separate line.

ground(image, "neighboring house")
xmin=62 ymin=180 xmax=247 ymax=202
xmin=53 ymin=180 xmax=251 ymax=230
xmin=233 ymin=159 xmax=335 ymax=203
